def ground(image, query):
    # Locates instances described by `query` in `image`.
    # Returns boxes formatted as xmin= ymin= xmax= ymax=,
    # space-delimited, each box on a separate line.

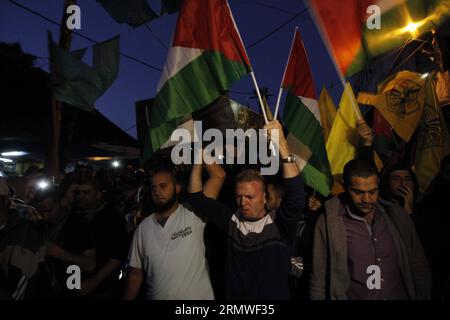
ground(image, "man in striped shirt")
xmin=187 ymin=120 xmax=306 ymax=299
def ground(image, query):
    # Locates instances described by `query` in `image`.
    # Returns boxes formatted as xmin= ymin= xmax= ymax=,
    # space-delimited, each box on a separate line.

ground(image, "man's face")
xmin=388 ymin=169 xmax=414 ymax=197
xmin=24 ymin=178 xmax=39 ymax=203
xmin=347 ymin=175 xmax=379 ymax=216
xmin=75 ymin=184 xmax=101 ymax=210
xmin=36 ymin=198 xmax=60 ymax=221
xmin=235 ymin=181 xmax=266 ymax=220
xmin=265 ymin=184 xmax=282 ymax=212
xmin=63 ymin=183 xmax=79 ymax=207
xmin=151 ymin=172 xmax=179 ymax=212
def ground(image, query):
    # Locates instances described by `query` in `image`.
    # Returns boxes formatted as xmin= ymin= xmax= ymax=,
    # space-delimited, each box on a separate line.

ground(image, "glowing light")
xmin=86 ymin=156 xmax=113 ymax=161
xmin=37 ymin=180 xmax=49 ymax=190
xmin=0 ymin=158 xmax=13 ymax=163
xmin=421 ymin=73 xmax=429 ymax=79
xmin=400 ymin=19 xmax=427 ymax=38
xmin=404 ymin=22 xmax=420 ymax=35
xmin=112 ymin=160 xmax=121 ymax=168
xmin=1 ymin=151 xmax=29 ymax=157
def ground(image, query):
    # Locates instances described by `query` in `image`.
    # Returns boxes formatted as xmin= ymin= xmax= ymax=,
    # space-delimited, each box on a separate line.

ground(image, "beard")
xmin=154 ymin=191 xmax=178 ymax=213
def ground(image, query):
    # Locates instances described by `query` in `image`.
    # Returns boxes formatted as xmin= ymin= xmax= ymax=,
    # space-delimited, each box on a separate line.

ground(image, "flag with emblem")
xmin=357 ymin=70 xmax=426 ymax=142
xmin=415 ymin=77 xmax=450 ymax=192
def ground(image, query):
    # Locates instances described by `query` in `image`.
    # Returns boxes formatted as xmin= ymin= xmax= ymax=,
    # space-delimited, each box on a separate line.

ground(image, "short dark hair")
xmin=149 ymin=166 xmax=179 ymax=185
xmin=59 ymin=175 xmax=80 ymax=196
xmin=343 ymin=159 xmax=378 ymax=187
xmin=235 ymin=169 xmax=265 ymax=191
xmin=380 ymin=162 xmax=418 ymax=200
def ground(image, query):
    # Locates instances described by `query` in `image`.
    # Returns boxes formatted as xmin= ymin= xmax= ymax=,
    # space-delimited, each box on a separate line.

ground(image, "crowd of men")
xmin=1 ymin=120 xmax=449 ymax=300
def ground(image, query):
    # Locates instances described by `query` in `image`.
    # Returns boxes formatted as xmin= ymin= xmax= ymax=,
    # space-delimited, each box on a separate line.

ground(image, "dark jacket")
xmin=0 ymin=211 xmax=45 ymax=300
xmin=310 ymin=195 xmax=431 ymax=300
xmin=187 ymin=174 xmax=305 ymax=299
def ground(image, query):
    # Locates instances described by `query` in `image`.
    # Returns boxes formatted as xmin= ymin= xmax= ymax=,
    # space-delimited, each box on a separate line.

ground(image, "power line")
xmin=124 ymin=124 xmax=137 ymax=132
xmin=232 ymin=0 xmax=298 ymax=16
xmin=144 ymin=23 xmax=169 ymax=49
xmin=229 ymin=90 xmax=254 ymax=95
xmin=246 ymin=8 xmax=308 ymax=50
xmin=7 ymin=0 xmax=162 ymax=72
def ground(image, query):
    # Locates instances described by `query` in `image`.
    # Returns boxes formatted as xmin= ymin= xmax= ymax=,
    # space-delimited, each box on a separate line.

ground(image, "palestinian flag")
xmin=282 ymin=29 xmax=332 ymax=196
xmin=308 ymin=0 xmax=449 ymax=77
xmin=150 ymin=0 xmax=251 ymax=152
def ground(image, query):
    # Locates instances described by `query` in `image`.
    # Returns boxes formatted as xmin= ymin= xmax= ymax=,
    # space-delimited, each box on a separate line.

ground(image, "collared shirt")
xmin=342 ymin=203 xmax=408 ymax=300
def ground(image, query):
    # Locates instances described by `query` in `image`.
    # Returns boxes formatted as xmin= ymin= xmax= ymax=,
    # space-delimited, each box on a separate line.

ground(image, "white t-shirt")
xmin=128 ymin=204 xmax=214 ymax=300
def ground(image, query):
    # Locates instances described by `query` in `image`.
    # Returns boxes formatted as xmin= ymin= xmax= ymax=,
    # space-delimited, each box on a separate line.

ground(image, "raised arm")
xmin=264 ymin=120 xmax=300 ymax=179
xmin=186 ymin=150 xmax=231 ymax=232
xmin=203 ymin=161 xmax=226 ymax=200
xmin=188 ymin=163 xmax=203 ymax=194
xmin=188 ymin=151 xmax=226 ymax=200
xmin=264 ymin=120 xmax=305 ymax=240
xmin=356 ymin=119 xmax=375 ymax=163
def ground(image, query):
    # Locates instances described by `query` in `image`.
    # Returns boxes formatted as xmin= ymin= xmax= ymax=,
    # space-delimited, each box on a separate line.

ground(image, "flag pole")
xmin=274 ymin=26 xmax=299 ymax=121
xmin=250 ymin=71 xmax=269 ymax=125
xmin=46 ymin=0 xmax=76 ymax=182
xmin=273 ymin=87 xmax=283 ymax=121
xmin=226 ymin=0 xmax=269 ymax=125
xmin=306 ymin=1 xmax=362 ymax=120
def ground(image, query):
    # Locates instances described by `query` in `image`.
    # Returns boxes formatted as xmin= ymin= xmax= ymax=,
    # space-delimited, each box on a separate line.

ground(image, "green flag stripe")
xmin=302 ymin=162 xmax=332 ymax=196
xmin=149 ymin=116 xmax=185 ymax=154
xmin=151 ymin=50 xmax=250 ymax=128
xmin=284 ymin=92 xmax=329 ymax=164
xmin=283 ymin=91 xmax=332 ymax=195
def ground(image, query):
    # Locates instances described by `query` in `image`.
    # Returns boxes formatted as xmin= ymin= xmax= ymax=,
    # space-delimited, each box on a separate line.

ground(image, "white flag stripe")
xmin=157 ymin=46 xmax=204 ymax=92
xmin=298 ymin=96 xmax=322 ymax=125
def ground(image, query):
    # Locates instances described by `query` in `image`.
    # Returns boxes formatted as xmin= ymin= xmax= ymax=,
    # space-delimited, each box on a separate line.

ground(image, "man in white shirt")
xmin=123 ymin=168 xmax=214 ymax=300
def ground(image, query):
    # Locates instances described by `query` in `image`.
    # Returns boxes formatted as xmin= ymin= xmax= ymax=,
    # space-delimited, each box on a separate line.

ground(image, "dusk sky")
xmin=0 ymin=0 xmax=341 ymax=139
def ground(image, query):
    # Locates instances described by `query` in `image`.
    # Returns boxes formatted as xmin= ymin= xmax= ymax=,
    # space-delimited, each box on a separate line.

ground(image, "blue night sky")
xmin=0 ymin=0 xmax=341 ymax=139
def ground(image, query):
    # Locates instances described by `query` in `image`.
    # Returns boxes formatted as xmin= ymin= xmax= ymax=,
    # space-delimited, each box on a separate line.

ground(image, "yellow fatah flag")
xmin=357 ymin=70 xmax=426 ymax=142
xmin=415 ymin=76 xmax=450 ymax=193
xmin=318 ymin=86 xmax=337 ymax=142
xmin=326 ymin=82 xmax=359 ymax=178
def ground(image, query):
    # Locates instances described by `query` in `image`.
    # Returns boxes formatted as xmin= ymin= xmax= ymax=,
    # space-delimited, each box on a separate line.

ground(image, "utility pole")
xmin=46 ymin=0 xmax=76 ymax=181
